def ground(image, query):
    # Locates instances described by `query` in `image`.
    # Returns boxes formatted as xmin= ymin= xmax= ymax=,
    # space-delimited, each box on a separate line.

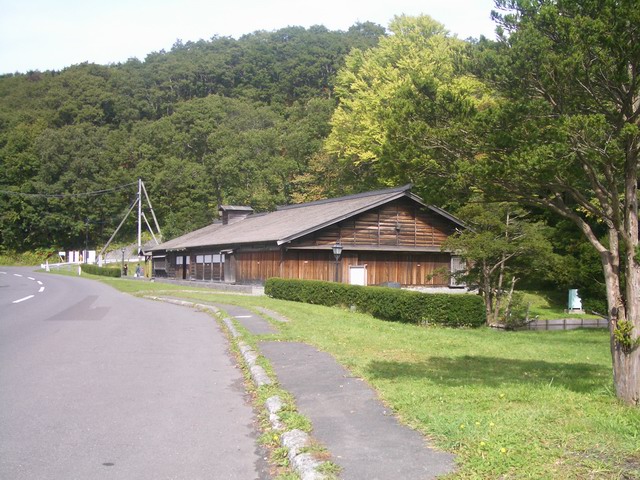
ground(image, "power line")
xmin=0 ymin=181 xmax=138 ymax=198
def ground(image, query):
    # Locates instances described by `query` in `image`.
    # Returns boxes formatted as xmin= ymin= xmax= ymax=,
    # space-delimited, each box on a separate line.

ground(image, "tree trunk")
xmin=612 ymin=131 xmax=640 ymax=405
xmin=492 ymin=253 xmax=506 ymax=324
xmin=503 ymin=276 xmax=517 ymax=323
xmin=604 ymin=247 xmax=640 ymax=406
xmin=613 ymin=339 xmax=640 ymax=406
xmin=481 ymin=261 xmax=493 ymax=325
xmin=492 ymin=211 xmax=511 ymax=323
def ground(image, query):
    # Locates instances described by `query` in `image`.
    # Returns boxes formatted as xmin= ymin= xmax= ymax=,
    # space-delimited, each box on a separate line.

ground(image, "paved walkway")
xmin=215 ymin=303 xmax=278 ymax=335
xmin=216 ymin=304 xmax=456 ymax=480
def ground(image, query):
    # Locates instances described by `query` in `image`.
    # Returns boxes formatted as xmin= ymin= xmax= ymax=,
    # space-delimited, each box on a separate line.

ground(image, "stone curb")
xmin=145 ymin=296 xmax=329 ymax=480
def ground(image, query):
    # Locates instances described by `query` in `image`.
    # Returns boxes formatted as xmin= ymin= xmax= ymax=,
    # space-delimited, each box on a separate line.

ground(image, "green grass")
xmin=57 ymin=275 xmax=639 ymax=479
xmin=180 ymin=293 xmax=639 ymax=479
xmin=521 ymin=290 xmax=601 ymax=320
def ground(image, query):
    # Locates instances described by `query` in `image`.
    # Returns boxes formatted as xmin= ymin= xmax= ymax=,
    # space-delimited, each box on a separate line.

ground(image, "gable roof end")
xmin=148 ymin=184 xmax=465 ymax=252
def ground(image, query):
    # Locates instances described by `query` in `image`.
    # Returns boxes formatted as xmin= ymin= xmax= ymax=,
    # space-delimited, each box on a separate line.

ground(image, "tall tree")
xmin=325 ymin=14 xmax=490 ymax=205
xmin=444 ymin=198 xmax=561 ymax=327
xmin=327 ymin=5 xmax=640 ymax=405
xmin=470 ymin=0 xmax=640 ymax=405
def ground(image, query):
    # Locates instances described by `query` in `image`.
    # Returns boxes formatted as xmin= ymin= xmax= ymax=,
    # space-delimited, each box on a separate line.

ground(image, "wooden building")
xmin=148 ymin=185 xmax=467 ymax=288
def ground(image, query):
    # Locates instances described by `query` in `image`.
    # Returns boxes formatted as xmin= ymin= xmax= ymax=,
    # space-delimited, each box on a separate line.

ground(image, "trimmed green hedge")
xmin=81 ymin=264 xmax=121 ymax=278
xmin=265 ymin=278 xmax=485 ymax=328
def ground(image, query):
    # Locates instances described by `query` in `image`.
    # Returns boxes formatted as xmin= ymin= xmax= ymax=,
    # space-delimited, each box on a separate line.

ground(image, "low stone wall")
xmin=152 ymin=278 xmax=264 ymax=295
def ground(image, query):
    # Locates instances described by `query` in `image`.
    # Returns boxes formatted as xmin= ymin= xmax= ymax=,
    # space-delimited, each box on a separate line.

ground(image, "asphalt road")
xmin=0 ymin=266 xmax=268 ymax=480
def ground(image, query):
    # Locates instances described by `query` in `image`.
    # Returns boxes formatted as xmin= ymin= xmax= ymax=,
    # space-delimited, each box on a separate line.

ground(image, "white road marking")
xmin=37 ymin=280 xmax=43 ymax=285
xmin=39 ymin=287 xmax=45 ymax=293
xmin=13 ymin=274 xmax=23 ymax=277
xmin=13 ymin=295 xmax=34 ymax=304
xmin=235 ymin=315 xmax=253 ymax=318
xmin=28 ymin=277 xmax=35 ymax=280
xmin=0 ymin=271 xmax=6 ymax=274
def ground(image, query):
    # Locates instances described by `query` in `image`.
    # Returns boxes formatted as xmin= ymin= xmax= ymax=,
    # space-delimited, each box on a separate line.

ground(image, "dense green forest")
xmin=0 ymin=22 xmax=385 ymax=248
xmin=0 ymin=10 xmax=631 ymax=314
xmin=4 ymin=2 xmax=640 ymax=402
xmin=0 ymin=14 xmax=610 ymax=303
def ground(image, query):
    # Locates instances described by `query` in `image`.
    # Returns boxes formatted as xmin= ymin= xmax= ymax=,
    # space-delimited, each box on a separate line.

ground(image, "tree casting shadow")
xmin=367 ymin=355 xmax=610 ymax=394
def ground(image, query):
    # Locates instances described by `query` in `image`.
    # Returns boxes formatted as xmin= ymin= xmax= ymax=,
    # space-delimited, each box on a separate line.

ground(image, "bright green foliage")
xmin=477 ymin=1 xmax=640 ymax=403
xmin=326 ymin=14 xmax=493 ymax=205
xmin=323 ymin=4 xmax=639 ymax=402
xmin=614 ymin=320 xmax=640 ymax=354
xmin=265 ymin=277 xmax=485 ymax=327
xmin=444 ymin=197 xmax=567 ymax=325
xmin=0 ymin=248 xmax=56 ymax=265
xmin=0 ymin=24 xmax=385 ymax=251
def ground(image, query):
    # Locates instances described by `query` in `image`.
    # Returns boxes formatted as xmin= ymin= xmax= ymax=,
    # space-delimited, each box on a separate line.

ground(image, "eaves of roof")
xmin=149 ymin=184 xmax=465 ymax=252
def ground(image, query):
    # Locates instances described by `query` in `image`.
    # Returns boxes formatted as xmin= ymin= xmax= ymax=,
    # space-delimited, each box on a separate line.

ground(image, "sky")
xmin=0 ymin=0 xmax=498 ymax=75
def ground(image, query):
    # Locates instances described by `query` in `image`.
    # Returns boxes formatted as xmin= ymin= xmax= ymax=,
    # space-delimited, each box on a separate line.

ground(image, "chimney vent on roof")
xmin=219 ymin=205 xmax=253 ymax=225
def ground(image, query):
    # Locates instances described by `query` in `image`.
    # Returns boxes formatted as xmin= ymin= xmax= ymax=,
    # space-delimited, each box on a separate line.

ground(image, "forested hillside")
xmin=0 ymin=22 xmax=385 ymax=250
xmin=0 ymin=11 xmax=625 ymax=315
xmin=3 ymin=6 xmax=637 ymax=402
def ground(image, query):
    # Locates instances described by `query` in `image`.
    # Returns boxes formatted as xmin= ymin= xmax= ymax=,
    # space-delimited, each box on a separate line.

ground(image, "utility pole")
xmin=85 ymin=218 xmax=89 ymax=264
xmin=98 ymin=178 xmax=162 ymax=260
xmin=137 ymin=178 xmax=142 ymax=257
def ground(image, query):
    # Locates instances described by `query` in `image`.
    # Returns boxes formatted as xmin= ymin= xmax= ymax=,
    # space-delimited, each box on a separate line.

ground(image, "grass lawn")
xmin=522 ymin=290 xmax=601 ymax=320
xmin=57 ymin=274 xmax=640 ymax=479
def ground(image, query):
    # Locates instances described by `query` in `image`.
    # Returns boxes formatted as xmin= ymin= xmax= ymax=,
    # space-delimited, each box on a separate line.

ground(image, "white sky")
xmin=0 ymin=0 xmax=498 ymax=75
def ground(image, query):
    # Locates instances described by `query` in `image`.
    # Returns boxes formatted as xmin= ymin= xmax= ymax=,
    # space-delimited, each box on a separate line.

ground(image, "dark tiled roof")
xmin=149 ymin=185 xmax=462 ymax=252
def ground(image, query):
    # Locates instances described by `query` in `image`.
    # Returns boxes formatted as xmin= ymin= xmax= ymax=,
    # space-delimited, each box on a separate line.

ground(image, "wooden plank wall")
xmin=351 ymin=252 xmax=450 ymax=286
xmin=282 ymin=250 xmax=333 ymax=282
xmin=233 ymin=249 xmax=450 ymax=286
xmin=164 ymin=252 xmax=188 ymax=280
xmin=235 ymin=251 xmax=281 ymax=283
xmin=161 ymin=252 xmax=222 ymax=281
xmin=296 ymin=198 xmax=456 ymax=248
xmin=165 ymin=197 xmax=458 ymax=286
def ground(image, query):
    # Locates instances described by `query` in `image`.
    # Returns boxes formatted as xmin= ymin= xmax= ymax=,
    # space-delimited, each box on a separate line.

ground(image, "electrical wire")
xmin=0 ymin=181 xmax=138 ymax=198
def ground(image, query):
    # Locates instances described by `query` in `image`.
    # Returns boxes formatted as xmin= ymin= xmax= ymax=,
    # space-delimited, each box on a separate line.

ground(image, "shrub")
xmin=499 ymin=291 xmax=532 ymax=330
xmin=81 ymin=264 xmax=121 ymax=278
xmin=265 ymin=278 xmax=485 ymax=328
xmin=582 ymin=297 xmax=607 ymax=316
xmin=0 ymin=249 xmax=57 ymax=266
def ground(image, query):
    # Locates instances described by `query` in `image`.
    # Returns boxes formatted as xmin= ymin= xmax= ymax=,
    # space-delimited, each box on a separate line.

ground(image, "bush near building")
xmin=265 ymin=278 xmax=485 ymax=328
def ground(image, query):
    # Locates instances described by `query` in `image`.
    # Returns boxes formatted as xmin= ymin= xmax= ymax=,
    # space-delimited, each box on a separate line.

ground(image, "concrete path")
xmin=260 ymin=342 xmax=455 ymax=480
xmin=216 ymin=303 xmax=456 ymax=479
xmin=215 ymin=303 xmax=278 ymax=335
xmin=0 ymin=267 xmax=268 ymax=480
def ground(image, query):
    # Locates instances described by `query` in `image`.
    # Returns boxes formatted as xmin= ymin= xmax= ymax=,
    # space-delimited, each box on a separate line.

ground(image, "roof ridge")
xmin=276 ymin=184 xmax=412 ymax=211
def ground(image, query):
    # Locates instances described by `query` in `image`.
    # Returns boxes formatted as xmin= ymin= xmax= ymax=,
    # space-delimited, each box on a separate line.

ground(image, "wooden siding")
xmin=233 ymin=248 xmax=451 ymax=286
xmin=235 ymin=250 xmax=281 ymax=284
xmin=194 ymin=263 xmax=224 ymax=281
xmin=157 ymin=196 xmax=459 ymax=286
xmin=294 ymin=197 xmax=455 ymax=248
xmin=163 ymin=253 xmax=190 ymax=280
xmin=282 ymin=250 xmax=333 ymax=282
xmin=347 ymin=252 xmax=450 ymax=286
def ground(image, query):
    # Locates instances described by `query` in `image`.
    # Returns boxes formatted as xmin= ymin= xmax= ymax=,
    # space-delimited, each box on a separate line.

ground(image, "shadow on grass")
xmin=367 ymin=356 xmax=610 ymax=394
